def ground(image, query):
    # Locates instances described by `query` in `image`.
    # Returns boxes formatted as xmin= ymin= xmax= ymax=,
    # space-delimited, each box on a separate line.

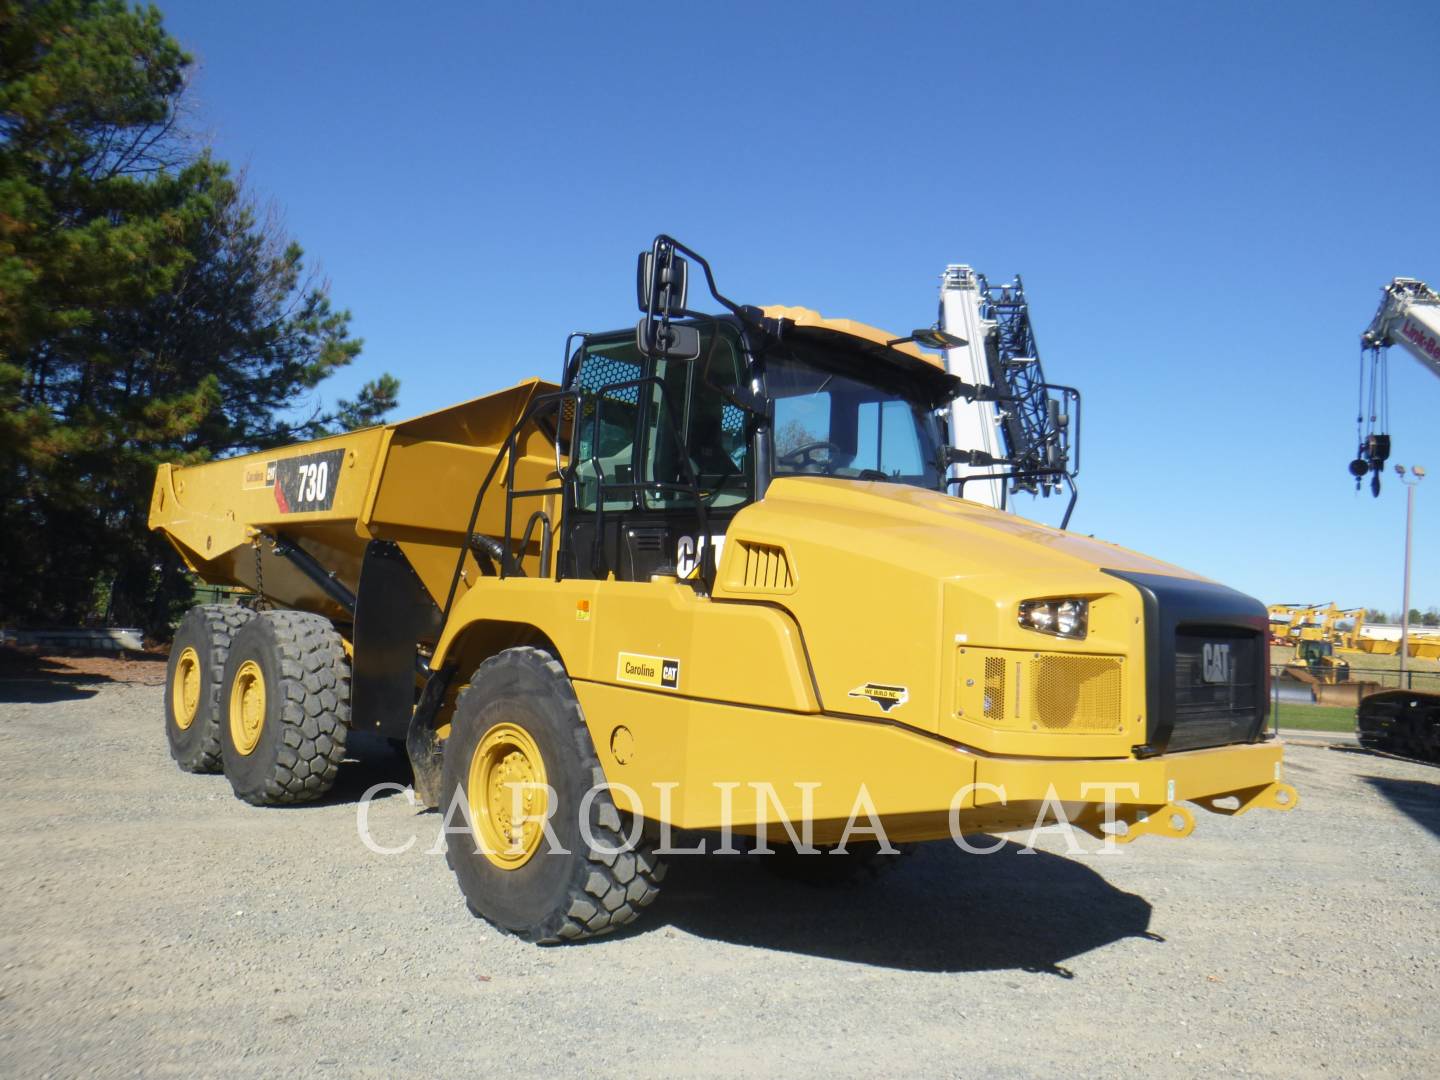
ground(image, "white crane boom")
xmin=1362 ymin=277 xmax=1440 ymax=381
xmin=939 ymin=266 xmax=1005 ymax=508
xmin=1351 ymin=277 xmax=1440 ymax=494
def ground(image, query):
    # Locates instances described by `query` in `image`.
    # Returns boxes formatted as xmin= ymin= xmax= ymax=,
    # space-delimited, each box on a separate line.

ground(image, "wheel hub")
xmin=228 ymin=659 xmax=266 ymax=756
xmin=468 ymin=722 xmax=549 ymax=870
xmin=172 ymin=646 xmax=202 ymax=731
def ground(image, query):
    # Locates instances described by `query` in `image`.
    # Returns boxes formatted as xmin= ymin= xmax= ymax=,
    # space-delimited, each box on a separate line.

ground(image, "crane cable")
xmin=1352 ymin=343 xmax=1390 ymax=496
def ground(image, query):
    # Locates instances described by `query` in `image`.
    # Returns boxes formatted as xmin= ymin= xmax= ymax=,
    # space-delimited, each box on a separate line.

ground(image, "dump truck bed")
xmin=149 ymin=378 xmax=559 ymax=623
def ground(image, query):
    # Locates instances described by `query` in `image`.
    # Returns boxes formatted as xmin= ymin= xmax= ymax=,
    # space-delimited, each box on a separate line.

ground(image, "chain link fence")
xmin=1269 ymin=662 xmax=1440 ymax=735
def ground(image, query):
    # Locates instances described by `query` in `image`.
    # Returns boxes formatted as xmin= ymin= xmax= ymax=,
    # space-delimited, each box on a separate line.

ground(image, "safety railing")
xmin=1267 ymin=663 xmax=1440 ymax=736
xmin=440 ymin=388 xmax=580 ymax=624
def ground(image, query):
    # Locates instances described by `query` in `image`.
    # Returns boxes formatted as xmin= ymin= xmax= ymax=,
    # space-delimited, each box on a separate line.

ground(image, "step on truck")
xmin=150 ymin=236 xmax=1298 ymax=942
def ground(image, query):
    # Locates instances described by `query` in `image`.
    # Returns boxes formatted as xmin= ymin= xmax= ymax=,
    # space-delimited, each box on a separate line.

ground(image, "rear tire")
xmin=441 ymin=646 xmax=665 ymax=943
xmin=164 ymin=604 xmax=255 ymax=773
xmin=220 ymin=611 xmax=350 ymax=806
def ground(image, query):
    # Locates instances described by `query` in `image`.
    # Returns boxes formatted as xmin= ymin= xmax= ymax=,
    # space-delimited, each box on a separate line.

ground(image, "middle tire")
xmin=441 ymin=646 xmax=665 ymax=943
xmin=164 ymin=603 xmax=255 ymax=773
xmin=220 ymin=610 xmax=350 ymax=806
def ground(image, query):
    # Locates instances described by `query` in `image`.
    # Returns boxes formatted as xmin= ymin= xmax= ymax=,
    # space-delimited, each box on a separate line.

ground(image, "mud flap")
xmin=351 ymin=540 xmax=444 ymax=737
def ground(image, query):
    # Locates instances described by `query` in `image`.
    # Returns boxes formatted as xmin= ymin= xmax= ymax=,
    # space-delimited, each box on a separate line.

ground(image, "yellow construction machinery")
xmin=1268 ymin=602 xmax=1323 ymax=645
xmin=1335 ymin=608 xmax=1367 ymax=651
xmin=151 ymin=236 xmax=1298 ymax=942
xmin=1266 ymin=602 xmax=1366 ymax=649
xmin=1284 ymin=640 xmax=1351 ymax=686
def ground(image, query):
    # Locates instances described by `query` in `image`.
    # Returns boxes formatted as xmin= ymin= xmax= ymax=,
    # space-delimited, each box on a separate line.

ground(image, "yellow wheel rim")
xmin=228 ymin=659 xmax=266 ymax=756
xmin=467 ymin=722 xmax=549 ymax=870
xmin=172 ymin=646 xmax=202 ymax=731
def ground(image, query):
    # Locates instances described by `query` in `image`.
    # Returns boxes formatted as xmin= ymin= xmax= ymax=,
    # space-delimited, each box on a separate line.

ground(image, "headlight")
xmin=1018 ymin=598 xmax=1088 ymax=640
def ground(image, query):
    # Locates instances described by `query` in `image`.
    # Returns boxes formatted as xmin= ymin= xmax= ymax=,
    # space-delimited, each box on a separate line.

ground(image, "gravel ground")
xmin=1 ymin=674 xmax=1437 ymax=1079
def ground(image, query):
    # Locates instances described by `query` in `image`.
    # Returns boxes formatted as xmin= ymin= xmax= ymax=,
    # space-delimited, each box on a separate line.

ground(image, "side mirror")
xmin=635 ymin=319 xmax=701 ymax=360
xmin=637 ymin=251 xmax=689 ymax=315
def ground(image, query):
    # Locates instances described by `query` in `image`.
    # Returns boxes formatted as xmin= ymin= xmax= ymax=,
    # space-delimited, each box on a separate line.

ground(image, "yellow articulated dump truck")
xmin=151 ymin=236 xmax=1297 ymax=943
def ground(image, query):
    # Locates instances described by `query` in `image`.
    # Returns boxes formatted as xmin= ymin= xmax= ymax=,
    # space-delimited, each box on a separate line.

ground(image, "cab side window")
xmin=643 ymin=326 xmax=751 ymax=509
xmin=854 ymin=399 xmax=926 ymax=478
xmin=573 ymin=342 xmax=642 ymax=511
xmin=572 ymin=325 xmax=751 ymax=516
xmin=773 ymin=390 xmax=833 ymax=462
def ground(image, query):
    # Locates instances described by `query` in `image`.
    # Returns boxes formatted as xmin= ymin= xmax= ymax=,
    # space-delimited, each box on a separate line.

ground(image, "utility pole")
xmin=1395 ymin=464 xmax=1425 ymax=679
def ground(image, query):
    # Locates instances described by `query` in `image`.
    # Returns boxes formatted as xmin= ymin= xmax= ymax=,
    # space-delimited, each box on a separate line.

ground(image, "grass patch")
xmin=1334 ymin=651 xmax=1440 ymax=676
xmin=1271 ymin=644 xmax=1440 ymax=683
xmin=1273 ymin=701 xmax=1355 ymax=733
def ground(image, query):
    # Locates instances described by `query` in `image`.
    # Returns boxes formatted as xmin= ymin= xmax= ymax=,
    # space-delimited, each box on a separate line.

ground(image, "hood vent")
xmin=728 ymin=539 xmax=795 ymax=593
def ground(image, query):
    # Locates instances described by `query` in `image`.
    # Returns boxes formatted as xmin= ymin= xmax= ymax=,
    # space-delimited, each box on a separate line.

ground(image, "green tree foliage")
xmin=0 ymin=1 xmax=397 ymax=634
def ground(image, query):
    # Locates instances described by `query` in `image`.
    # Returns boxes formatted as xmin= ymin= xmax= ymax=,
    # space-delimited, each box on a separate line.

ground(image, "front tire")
xmin=164 ymin=604 xmax=256 ymax=773
xmin=220 ymin=610 xmax=350 ymax=806
xmin=441 ymin=646 xmax=665 ymax=943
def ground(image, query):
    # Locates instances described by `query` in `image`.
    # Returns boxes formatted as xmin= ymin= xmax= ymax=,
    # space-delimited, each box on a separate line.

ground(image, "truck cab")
xmin=561 ymin=307 xmax=954 ymax=586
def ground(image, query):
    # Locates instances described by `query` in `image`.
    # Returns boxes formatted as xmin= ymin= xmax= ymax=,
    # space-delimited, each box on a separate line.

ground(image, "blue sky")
xmin=158 ymin=0 xmax=1439 ymax=613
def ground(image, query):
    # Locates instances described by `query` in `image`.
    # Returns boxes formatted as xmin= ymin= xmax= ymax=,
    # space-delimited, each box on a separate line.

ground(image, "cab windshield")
xmin=764 ymin=342 xmax=947 ymax=492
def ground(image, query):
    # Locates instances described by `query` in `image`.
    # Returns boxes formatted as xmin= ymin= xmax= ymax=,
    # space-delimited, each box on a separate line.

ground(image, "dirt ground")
xmin=0 ymin=645 xmax=169 ymax=686
xmin=1 ymin=660 xmax=1437 ymax=1079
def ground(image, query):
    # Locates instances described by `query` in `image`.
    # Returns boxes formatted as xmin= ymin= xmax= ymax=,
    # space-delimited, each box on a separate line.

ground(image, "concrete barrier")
xmin=0 ymin=627 xmax=146 ymax=652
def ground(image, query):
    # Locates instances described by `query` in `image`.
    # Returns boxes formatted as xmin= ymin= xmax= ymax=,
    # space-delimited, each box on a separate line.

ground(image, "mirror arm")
xmin=942 ymin=446 xmax=1012 ymax=468
xmin=651 ymin=235 xmax=765 ymax=331
xmin=947 ymin=378 xmax=1004 ymax=404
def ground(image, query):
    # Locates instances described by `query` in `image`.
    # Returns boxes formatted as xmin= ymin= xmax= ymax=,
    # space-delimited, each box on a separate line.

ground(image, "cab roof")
xmin=760 ymin=305 xmax=944 ymax=370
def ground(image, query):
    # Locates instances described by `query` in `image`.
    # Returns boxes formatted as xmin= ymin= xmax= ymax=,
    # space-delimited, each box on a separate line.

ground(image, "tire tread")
xmin=452 ymin=646 xmax=665 ymax=943
xmin=166 ymin=603 xmax=256 ymax=773
xmin=228 ymin=610 xmax=349 ymax=806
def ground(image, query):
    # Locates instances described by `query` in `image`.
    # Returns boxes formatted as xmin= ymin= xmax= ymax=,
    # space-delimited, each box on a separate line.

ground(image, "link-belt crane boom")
xmin=1350 ymin=277 xmax=1440 ymax=761
xmin=1351 ymin=277 xmax=1440 ymax=495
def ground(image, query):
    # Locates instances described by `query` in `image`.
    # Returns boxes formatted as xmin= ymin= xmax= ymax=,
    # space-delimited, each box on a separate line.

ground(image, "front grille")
xmin=983 ymin=657 xmax=1006 ymax=721
xmin=1170 ymin=628 xmax=1264 ymax=751
xmin=1101 ymin=567 xmax=1270 ymax=757
xmin=1029 ymin=655 xmax=1123 ymax=731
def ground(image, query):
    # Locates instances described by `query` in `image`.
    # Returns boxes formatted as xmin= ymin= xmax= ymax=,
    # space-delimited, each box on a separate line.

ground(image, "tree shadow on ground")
xmin=0 ymin=646 xmax=166 ymax=703
xmin=645 ymin=840 xmax=1156 ymax=975
xmin=0 ymin=651 xmax=102 ymax=703
xmin=1363 ymin=775 xmax=1440 ymax=841
xmin=0 ymin=678 xmax=101 ymax=704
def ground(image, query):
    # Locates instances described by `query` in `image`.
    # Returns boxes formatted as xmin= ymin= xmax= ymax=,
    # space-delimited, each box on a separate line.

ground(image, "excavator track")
xmin=1355 ymin=688 xmax=1440 ymax=763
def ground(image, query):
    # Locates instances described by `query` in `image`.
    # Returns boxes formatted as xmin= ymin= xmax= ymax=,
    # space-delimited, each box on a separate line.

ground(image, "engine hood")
xmin=729 ymin=477 xmax=1207 ymax=585
xmin=711 ymin=478 xmax=1228 ymax=742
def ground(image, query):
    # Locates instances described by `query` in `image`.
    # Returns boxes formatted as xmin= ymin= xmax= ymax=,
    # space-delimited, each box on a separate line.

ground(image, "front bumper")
xmin=965 ymin=739 xmax=1298 ymax=842
xmin=581 ymin=680 xmax=1299 ymax=842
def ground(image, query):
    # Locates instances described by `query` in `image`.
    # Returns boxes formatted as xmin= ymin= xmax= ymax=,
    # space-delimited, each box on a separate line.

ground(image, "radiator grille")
xmin=983 ymin=657 xmax=1006 ymax=720
xmin=1170 ymin=629 xmax=1263 ymax=751
xmin=734 ymin=540 xmax=793 ymax=591
xmin=1029 ymin=655 xmax=1123 ymax=732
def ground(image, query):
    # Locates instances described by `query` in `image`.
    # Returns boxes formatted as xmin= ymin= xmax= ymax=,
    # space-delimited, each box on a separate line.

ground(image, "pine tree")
xmin=0 ymin=0 xmax=397 ymax=633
